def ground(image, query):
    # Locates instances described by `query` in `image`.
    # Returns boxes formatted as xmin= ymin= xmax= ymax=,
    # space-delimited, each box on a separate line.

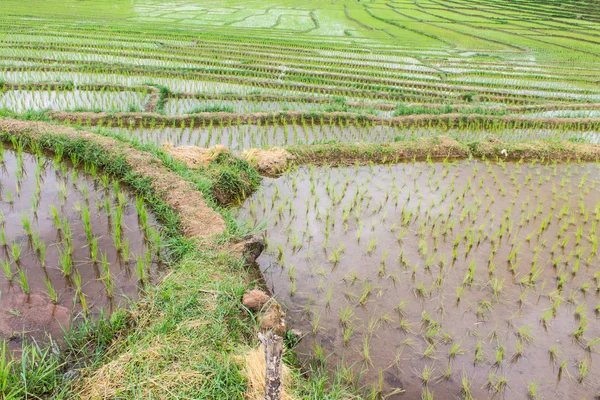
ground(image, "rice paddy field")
xmin=2 ymin=0 xmax=600 ymax=398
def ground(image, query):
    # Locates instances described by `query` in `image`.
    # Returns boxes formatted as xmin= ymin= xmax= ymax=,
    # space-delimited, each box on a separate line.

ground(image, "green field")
xmin=1 ymin=0 xmax=600 ymax=399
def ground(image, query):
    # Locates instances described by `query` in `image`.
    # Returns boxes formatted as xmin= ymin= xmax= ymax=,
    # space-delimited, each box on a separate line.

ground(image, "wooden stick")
xmin=259 ymin=331 xmax=283 ymax=400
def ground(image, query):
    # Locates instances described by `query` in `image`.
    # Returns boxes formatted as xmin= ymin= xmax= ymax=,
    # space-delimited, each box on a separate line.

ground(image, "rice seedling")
xmin=58 ymin=247 xmax=72 ymax=277
xmin=419 ymin=365 xmax=434 ymax=386
xmin=526 ymin=381 xmax=539 ymax=399
xmin=101 ymin=253 xmax=113 ymax=298
xmin=11 ymin=242 xmax=21 ymax=264
xmin=577 ymin=359 xmax=588 ymax=383
xmin=460 ymin=374 xmax=474 ymax=400
xmin=16 ymin=268 xmax=30 ymax=295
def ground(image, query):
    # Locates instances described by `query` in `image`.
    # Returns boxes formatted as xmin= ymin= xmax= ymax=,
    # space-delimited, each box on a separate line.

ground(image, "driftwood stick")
xmin=259 ymin=331 xmax=284 ymax=400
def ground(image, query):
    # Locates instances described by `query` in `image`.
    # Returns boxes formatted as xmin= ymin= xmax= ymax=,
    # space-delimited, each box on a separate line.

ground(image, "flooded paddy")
xmin=0 ymin=89 xmax=149 ymax=113
xmin=0 ymin=146 xmax=162 ymax=351
xmin=238 ymin=160 xmax=600 ymax=399
xmin=107 ymin=124 xmax=600 ymax=151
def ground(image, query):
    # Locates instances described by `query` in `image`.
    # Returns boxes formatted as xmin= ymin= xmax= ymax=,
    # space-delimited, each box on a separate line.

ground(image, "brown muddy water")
xmin=237 ymin=159 xmax=600 ymax=399
xmin=108 ymin=125 xmax=600 ymax=151
xmin=0 ymin=147 xmax=161 ymax=352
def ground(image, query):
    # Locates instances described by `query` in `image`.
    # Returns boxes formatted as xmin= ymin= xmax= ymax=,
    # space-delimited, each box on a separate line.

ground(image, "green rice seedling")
xmin=366 ymin=237 xmax=377 ymax=255
xmin=414 ymin=283 xmax=427 ymax=298
xmin=510 ymin=341 xmax=525 ymax=365
xmin=574 ymin=303 xmax=586 ymax=320
xmin=584 ymin=337 xmax=600 ymax=352
xmin=325 ymin=285 xmax=333 ymax=307
xmin=302 ymin=333 xmax=321 ymax=362
xmin=573 ymin=314 xmax=588 ymax=340
xmin=419 ymin=365 xmax=434 ymax=386
xmin=489 ymin=278 xmax=504 ymax=299
xmin=460 ymin=374 xmax=474 ymax=400
xmin=5 ymin=190 xmax=13 ymax=204
xmin=79 ymin=291 xmax=89 ymax=316
xmin=526 ymin=381 xmax=539 ymax=399
xmin=474 ymin=341 xmax=485 ymax=364
xmin=101 ymin=253 xmax=113 ymax=298
xmin=448 ymin=342 xmax=464 ymax=360
xmin=82 ymin=205 xmax=92 ymax=243
xmin=463 ymin=261 xmax=476 ymax=286
xmin=423 ymin=344 xmax=437 ymax=359
xmin=399 ymin=318 xmax=413 ymax=334
xmin=456 ymin=285 xmax=464 ymax=303
xmin=50 ymin=205 xmax=60 ymax=230
xmin=1 ymin=260 xmax=12 ymax=284
xmin=113 ymin=224 xmax=122 ymax=252
xmin=11 ymin=242 xmax=21 ymax=264
xmin=58 ymin=247 xmax=72 ymax=277
xmin=493 ymin=375 xmax=509 ymax=394
xmin=494 ymin=345 xmax=505 ymax=367
xmin=549 ymin=345 xmax=559 ymax=363
xmin=541 ymin=308 xmax=553 ymax=330
xmin=362 ymin=335 xmax=371 ymax=364
xmin=90 ymin=237 xmax=98 ymax=263
xmin=122 ymin=239 xmax=130 ymax=263
xmin=44 ymin=278 xmax=58 ymax=304
xmin=577 ymin=359 xmax=588 ymax=383
xmin=135 ymin=255 xmax=145 ymax=283
xmin=516 ymin=325 xmax=535 ymax=343
xmin=343 ymin=327 xmax=353 ymax=346
xmin=339 ymin=305 xmax=354 ymax=327
xmin=359 ymin=281 xmax=371 ymax=305
xmin=421 ymin=388 xmax=433 ymax=400
xmin=20 ymin=213 xmax=32 ymax=237
xmin=311 ymin=312 xmax=321 ymax=334
xmin=558 ymin=360 xmax=568 ymax=382
xmin=16 ymin=268 xmax=30 ymax=295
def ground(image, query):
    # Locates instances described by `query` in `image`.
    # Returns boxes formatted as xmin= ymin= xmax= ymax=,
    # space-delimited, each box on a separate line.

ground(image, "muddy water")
xmin=238 ymin=160 xmax=600 ymax=399
xmin=0 ymin=148 xmax=161 ymax=351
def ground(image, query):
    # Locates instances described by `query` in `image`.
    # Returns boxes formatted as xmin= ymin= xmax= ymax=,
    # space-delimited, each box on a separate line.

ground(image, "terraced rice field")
xmin=2 ymin=0 xmax=600 ymax=398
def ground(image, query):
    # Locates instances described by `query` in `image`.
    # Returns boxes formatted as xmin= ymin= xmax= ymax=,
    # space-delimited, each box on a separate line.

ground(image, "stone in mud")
xmin=0 ymin=294 xmax=69 ymax=341
xmin=242 ymin=288 xmax=271 ymax=312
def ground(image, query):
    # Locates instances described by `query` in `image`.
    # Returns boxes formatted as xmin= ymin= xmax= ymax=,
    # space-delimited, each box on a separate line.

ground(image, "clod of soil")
xmin=258 ymin=302 xmax=286 ymax=335
xmin=243 ymin=289 xmax=271 ymax=312
xmin=242 ymin=148 xmax=295 ymax=175
xmin=162 ymin=143 xmax=228 ymax=169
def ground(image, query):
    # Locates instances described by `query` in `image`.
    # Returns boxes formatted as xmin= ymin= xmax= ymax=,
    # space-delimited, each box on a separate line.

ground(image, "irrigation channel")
xmin=238 ymin=159 xmax=600 ymax=399
xmin=0 ymin=145 xmax=162 ymax=352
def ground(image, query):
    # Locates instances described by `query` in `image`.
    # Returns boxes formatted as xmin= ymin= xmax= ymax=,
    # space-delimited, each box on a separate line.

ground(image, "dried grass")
xmin=242 ymin=148 xmax=295 ymax=175
xmin=243 ymin=346 xmax=294 ymax=400
xmin=162 ymin=143 xmax=228 ymax=169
